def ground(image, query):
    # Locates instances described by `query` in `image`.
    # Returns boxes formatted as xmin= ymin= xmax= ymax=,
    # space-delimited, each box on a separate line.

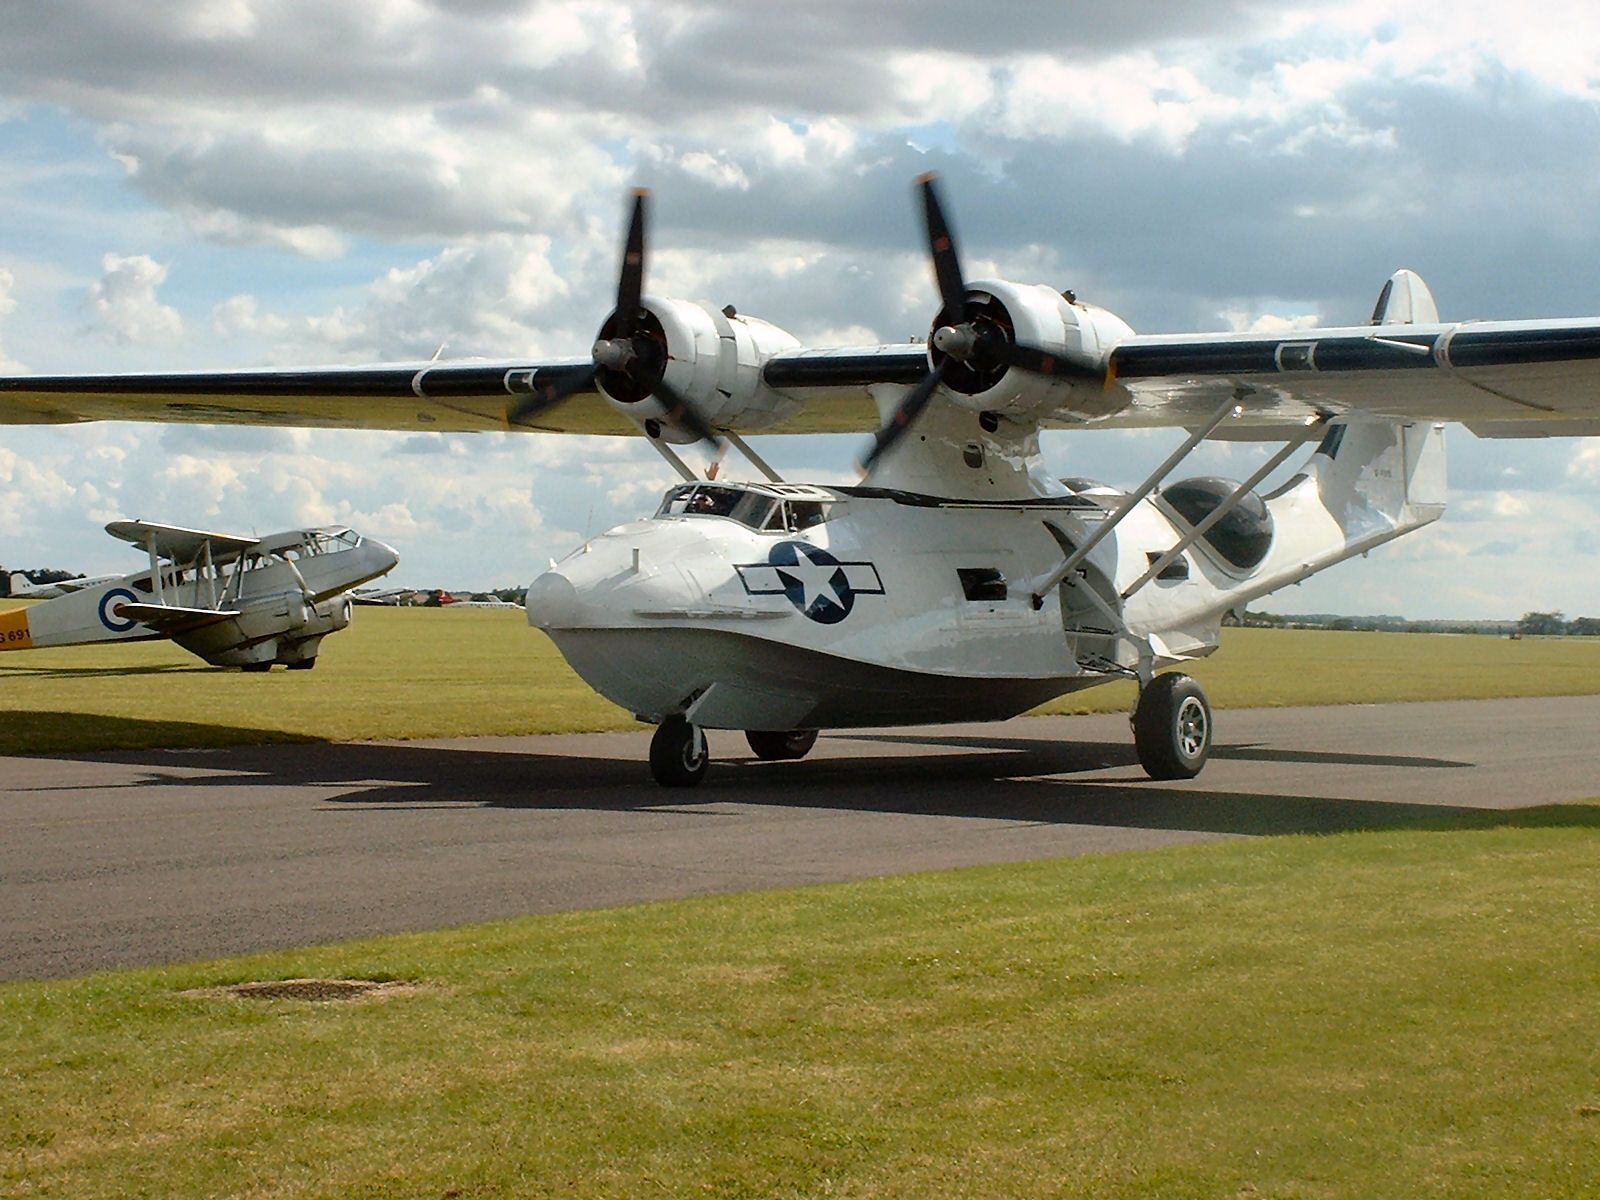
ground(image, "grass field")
xmin=4 ymin=806 xmax=1599 ymax=1198
xmin=3 ymin=602 xmax=1600 ymax=754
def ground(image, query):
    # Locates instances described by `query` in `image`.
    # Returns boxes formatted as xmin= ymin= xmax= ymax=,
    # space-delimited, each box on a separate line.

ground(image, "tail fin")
xmin=1245 ymin=420 xmax=1446 ymax=601
xmin=1370 ymin=269 xmax=1440 ymax=325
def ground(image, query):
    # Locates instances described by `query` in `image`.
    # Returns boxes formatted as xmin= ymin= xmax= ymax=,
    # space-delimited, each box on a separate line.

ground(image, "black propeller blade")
xmin=655 ymin=377 xmax=724 ymax=447
xmin=859 ymin=359 xmax=948 ymax=474
xmin=505 ymin=363 xmax=597 ymax=428
xmin=920 ymin=171 xmax=967 ymax=322
xmin=987 ymin=336 xmax=1100 ymax=381
xmin=859 ymin=172 xmax=1103 ymax=474
xmin=616 ymin=189 xmax=647 ymax=322
xmin=506 ymin=188 xmax=721 ymax=450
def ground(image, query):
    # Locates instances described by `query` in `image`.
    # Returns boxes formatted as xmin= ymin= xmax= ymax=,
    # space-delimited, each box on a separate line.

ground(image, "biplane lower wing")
xmin=113 ymin=603 xmax=241 ymax=637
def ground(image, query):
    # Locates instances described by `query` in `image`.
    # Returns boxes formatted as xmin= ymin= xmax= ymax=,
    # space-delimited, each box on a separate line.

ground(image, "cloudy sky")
xmin=4 ymin=0 xmax=1600 ymax=616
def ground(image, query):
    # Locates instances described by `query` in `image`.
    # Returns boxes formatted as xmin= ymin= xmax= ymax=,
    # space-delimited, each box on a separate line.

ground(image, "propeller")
xmin=859 ymin=172 xmax=1103 ymax=474
xmin=506 ymin=190 xmax=723 ymax=449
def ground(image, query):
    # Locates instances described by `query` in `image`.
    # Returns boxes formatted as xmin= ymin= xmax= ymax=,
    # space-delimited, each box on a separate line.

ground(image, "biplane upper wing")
xmin=104 ymin=520 xmax=261 ymax=563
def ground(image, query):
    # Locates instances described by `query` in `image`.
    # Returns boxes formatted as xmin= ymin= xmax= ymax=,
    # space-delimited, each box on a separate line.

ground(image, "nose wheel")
xmin=1133 ymin=672 xmax=1212 ymax=780
xmin=650 ymin=715 xmax=710 ymax=787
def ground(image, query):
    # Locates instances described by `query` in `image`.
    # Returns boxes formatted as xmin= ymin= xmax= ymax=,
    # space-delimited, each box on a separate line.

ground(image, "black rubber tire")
xmin=1133 ymin=673 xmax=1212 ymax=780
xmin=241 ymin=662 xmax=272 ymax=673
xmin=286 ymin=659 xmax=316 ymax=671
xmin=744 ymin=729 xmax=819 ymax=761
xmin=649 ymin=716 xmax=709 ymax=787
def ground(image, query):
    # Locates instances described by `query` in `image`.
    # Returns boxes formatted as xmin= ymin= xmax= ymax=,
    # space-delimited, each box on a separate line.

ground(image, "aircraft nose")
xmin=525 ymin=570 xmax=581 ymax=629
xmin=368 ymin=538 xmax=400 ymax=572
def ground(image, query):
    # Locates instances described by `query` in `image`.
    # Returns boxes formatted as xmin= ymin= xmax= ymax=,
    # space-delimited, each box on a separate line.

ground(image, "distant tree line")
xmin=1516 ymin=611 xmax=1600 ymax=637
xmin=1230 ymin=609 xmax=1600 ymax=636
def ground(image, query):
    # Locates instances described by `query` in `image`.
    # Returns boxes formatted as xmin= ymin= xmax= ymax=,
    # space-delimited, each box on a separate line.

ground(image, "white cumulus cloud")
xmin=84 ymin=253 xmax=183 ymax=343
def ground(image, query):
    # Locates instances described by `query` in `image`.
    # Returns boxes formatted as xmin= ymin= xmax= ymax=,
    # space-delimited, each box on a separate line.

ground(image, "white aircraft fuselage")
xmin=526 ymin=421 xmax=1445 ymax=733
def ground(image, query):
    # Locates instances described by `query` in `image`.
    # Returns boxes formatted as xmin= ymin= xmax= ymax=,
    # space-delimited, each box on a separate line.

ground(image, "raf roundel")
xmin=736 ymin=542 xmax=885 ymax=625
xmin=97 ymin=587 xmax=140 ymax=633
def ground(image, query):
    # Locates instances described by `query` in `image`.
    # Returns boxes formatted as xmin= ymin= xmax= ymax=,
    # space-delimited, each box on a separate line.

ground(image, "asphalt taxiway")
xmin=4 ymin=695 xmax=1598 ymax=981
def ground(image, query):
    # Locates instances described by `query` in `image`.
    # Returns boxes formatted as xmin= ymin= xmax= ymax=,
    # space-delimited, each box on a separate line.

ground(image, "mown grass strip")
xmin=4 ymin=604 xmax=1600 ymax=754
xmin=3 ymin=806 xmax=1599 ymax=1197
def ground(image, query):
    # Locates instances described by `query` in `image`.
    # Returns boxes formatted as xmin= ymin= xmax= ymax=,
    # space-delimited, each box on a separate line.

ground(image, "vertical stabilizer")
xmin=1228 ymin=420 xmax=1446 ymax=607
xmin=1369 ymin=269 xmax=1440 ymax=325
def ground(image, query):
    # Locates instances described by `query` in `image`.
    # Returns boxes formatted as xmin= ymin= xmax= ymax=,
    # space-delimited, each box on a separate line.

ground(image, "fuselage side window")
xmin=789 ymin=501 xmax=829 ymax=531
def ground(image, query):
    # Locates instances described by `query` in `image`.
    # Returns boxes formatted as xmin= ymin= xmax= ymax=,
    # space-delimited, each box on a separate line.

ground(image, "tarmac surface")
xmin=5 ymin=695 xmax=1599 ymax=982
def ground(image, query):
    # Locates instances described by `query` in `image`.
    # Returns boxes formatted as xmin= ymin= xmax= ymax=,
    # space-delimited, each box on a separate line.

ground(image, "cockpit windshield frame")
xmin=655 ymin=483 xmax=833 ymax=534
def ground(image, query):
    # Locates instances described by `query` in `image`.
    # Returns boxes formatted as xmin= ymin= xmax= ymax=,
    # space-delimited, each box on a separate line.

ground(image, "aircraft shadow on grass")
xmin=8 ymin=710 xmax=1596 ymax=841
xmin=0 ymin=663 xmax=212 ymax=680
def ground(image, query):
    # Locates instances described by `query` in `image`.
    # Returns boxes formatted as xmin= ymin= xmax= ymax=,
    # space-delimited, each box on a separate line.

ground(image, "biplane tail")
xmin=0 ymin=578 xmax=164 ymax=651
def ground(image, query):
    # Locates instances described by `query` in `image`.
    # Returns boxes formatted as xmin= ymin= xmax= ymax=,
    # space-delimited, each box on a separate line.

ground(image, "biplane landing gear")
xmin=286 ymin=658 xmax=316 ymax=671
xmin=1133 ymin=672 xmax=1212 ymax=780
xmin=650 ymin=715 xmax=709 ymax=787
xmin=241 ymin=662 xmax=272 ymax=673
xmin=745 ymin=729 xmax=819 ymax=761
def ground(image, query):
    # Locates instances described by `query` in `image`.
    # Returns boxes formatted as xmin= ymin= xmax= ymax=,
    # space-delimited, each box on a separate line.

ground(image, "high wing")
xmin=0 ymin=353 xmax=896 ymax=436
xmin=6 ymin=176 xmax=1600 ymax=443
xmin=1099 ymin=318 xmax=1600 ymax=438
xmin=5 ymin=321 xmax=1600 ymax=439
xmin=105 ymin=520 xmax=261 ymax=563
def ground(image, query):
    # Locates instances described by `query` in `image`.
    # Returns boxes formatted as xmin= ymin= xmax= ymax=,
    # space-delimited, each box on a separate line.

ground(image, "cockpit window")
xmin=655 ymin=485 xmax=829 ymax=533
xmin=297 ymin=528 xmax=364 ymax=556
xmin=789 ymin=501 xmax=828 ymax=531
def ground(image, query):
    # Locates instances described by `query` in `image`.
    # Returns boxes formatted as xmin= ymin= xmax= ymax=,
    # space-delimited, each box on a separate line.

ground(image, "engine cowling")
xmin=594 ymin=296 xmax=802 ymax=442
xmin=931 ymin=278 xmax=1134 ymax=421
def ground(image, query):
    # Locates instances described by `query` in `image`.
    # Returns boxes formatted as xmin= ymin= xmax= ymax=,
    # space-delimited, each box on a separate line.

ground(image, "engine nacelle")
xmin=306 ymin=593 xmax=354 ymax=634
xmin=596 ymin=296 xmax=802 ymax=442
xmin=937 ymin=278 xmax=1134 ymax=421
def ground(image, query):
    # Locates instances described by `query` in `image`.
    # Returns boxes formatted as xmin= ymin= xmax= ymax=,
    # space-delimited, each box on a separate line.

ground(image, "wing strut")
xmin=722 ymin=430 xmax=784 ymax=484
xmin=1027 ymin=394 xmax=1242 ymax=608
xmin=1119 ymin=415 xmax=1326 ymax=601
xmin=643 ymin=432 xmax=700 ymax=483
xmin=145 ymin=532 xmax=164 ymax=607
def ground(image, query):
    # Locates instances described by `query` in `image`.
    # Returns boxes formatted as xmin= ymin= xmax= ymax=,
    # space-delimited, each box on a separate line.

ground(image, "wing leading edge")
xmin=1101 ymin=318 xmax=1600 ymax=436
xmin=6 ymin=318 xmax=1600 ymax=439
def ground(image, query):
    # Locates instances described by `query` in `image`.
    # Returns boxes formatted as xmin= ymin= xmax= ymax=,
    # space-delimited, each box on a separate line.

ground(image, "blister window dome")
xmin=1161 ymin=477 xmax=1275 ymax=571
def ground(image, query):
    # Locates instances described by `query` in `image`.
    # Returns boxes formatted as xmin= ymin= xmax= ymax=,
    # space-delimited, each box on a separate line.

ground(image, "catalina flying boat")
xmin=3 ymin=176 xmax=1598 ymax=782
xmin=0 ymin=520 xmax=399 ymax=670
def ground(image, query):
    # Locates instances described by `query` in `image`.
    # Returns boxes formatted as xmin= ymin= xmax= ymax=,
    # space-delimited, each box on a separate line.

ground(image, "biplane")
xmin=0 ymin=520 xmax=398 ymax=670
xmin=3 ymin=175 xmax=1599 ymax=782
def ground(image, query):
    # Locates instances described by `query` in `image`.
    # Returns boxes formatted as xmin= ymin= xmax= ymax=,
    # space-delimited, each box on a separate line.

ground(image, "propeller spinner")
xmin=860 ymin=173 xmax=1104 ymax=473
xmin=508 ymin=191 xmax=722 ymax=449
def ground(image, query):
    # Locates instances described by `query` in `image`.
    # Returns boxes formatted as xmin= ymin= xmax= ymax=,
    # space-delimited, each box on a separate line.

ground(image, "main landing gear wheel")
xmin=1133 ymin=672 xmax=1212 ymax=780
xmin=650 ymin=715 xmax=709 ymax=787
xmin=744 ymin=729 xmax=819 ymax=761
xmin=241 ymin=662 xmax=272 ymax=673
xmin=287 ymin=659 xmax=316 ymax=671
